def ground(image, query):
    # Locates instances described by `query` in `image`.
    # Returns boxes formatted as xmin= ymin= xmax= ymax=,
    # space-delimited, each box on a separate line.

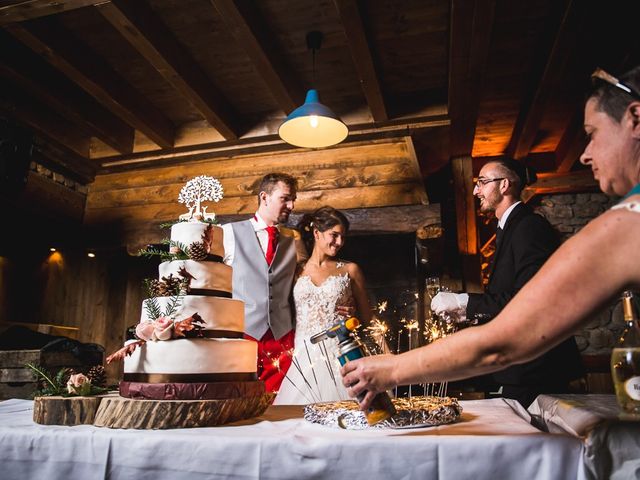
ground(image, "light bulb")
xmin=309 ymin=115 xmax=319 ymax=128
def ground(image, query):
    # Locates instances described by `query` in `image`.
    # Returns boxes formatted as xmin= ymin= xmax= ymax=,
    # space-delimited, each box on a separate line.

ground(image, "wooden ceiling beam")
xmin=97 ymin=114 xmax=450 ymax=171
xmin=506 ymin=0 xmax=585 ymax=160
xmin=0 ymin=31 xmax=134 ymax=154
xmin=555 ymin=107 xmax=586 ymax=173
xmin=521 ymin=169 xmax=597 ymax=202
xmin=97 ymin=0 xmax=239 ymax=141
xmin=448 ymin=0 xmax=495 ymax=158
xmin=0 ymin=0 xmax=97 ymax=25
xmin=0 ymin=79 xmax=91 ymax=159
xmin=5 ymin=20 xmax=176 ymax=149
xmin=31 ymin=141 xmax=97 ymax=184
xmin=210 ymin=0 xmax=304 ymax=115
xmin=333 ymin=0 xmax=387 ymax=122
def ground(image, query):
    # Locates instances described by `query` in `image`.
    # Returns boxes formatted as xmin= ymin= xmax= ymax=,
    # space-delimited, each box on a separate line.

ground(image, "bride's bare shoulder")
xmin=337 ymin=260 xmax=363 ymax=277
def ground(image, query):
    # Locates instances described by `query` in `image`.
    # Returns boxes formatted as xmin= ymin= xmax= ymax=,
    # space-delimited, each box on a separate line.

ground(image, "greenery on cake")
xmin=138 ymin=237 xmax=212 ymax=262
xmin=138 ymin=240 xmax=189 ymax=261
xmin=143 ymin=294 xmax=183 ymax=323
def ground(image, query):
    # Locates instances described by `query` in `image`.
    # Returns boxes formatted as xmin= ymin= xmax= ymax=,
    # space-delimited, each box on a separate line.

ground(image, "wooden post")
xmin=451 ymin=156 xmax=477 ymax=255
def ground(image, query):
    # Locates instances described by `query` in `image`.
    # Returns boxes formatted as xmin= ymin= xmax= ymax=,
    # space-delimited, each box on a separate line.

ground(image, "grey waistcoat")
xmin=230 ymin=220 xmax=297 ymax=340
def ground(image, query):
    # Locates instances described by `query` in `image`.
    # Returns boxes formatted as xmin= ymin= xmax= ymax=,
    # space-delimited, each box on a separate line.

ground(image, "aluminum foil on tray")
xmin=304 ymin=395 xmax=462 ymax=429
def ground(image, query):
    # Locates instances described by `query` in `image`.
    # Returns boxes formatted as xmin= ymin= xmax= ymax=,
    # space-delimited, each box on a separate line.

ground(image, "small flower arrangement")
xmin=26 ymin=364 xmax=109 ymax=398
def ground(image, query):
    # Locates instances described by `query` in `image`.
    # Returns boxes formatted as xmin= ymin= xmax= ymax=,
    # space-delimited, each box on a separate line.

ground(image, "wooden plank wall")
xmin=0 ymin=247 xmax=153 ymax=383
xmin=85 ymin=137 xmax=429 ymax=252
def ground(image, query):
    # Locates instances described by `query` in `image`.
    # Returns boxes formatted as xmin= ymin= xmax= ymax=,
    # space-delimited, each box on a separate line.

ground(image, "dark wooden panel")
xmin=97 ymin=0 xmax=239 ymax=140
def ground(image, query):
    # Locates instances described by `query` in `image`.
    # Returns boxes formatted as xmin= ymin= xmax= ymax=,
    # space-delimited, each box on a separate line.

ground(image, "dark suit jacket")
xmin=466 ymin=203 xmax=583 ymax=401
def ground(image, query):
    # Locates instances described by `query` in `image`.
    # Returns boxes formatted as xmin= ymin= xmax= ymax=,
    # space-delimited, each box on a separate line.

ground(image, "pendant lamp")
xmin=278 ymin=32 xmax=348 ymax=148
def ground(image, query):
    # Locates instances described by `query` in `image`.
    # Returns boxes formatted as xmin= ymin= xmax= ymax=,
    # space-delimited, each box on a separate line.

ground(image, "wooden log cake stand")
xmin=92 ymin=392 xmax=275 ymax=429
xmin=33 ymin=395 xmax=106 ymax=426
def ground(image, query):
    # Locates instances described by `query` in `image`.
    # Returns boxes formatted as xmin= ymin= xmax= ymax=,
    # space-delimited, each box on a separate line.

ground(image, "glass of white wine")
xmin=426 ymin=276 xmax=440 ymax=300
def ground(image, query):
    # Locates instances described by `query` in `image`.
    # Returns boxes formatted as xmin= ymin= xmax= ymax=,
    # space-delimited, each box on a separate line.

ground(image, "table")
xmin=529 ymin=394 xmax=640 ymax=480
xmin=0 ymin=398 xmax=582 ymax=480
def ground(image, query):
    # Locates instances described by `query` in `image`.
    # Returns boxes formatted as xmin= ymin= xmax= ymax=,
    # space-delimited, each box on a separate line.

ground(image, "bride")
xmin=273 ymin=206 xmax=372 ymax=405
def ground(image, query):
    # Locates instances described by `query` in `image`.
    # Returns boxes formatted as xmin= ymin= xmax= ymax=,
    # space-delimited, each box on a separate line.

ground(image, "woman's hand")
xmin=335 ymin=304 xmax=355 ymax=318
xmin=340 ymin=354 xmax=398 ymax=411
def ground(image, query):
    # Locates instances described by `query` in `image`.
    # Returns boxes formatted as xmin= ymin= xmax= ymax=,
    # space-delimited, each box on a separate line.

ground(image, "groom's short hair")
xmin=258 ymin=173 xmax=298 ymax=200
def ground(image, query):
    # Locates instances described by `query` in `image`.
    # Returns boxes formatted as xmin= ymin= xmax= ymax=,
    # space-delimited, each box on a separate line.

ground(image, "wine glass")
xmin=426 ymin=276 xmax=440 ymax=300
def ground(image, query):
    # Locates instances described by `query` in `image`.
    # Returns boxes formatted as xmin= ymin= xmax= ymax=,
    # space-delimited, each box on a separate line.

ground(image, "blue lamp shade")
xmin=278 ymin=89 xmax=349 ymax=148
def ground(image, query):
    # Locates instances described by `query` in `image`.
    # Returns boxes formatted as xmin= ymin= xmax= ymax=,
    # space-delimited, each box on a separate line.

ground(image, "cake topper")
xmin=178 ymin=175 xmax=223 ymax=221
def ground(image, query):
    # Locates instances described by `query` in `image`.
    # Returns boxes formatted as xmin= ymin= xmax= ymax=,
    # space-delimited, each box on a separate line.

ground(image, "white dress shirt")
xmin=497 ymin=201 xmax=522 ymax=229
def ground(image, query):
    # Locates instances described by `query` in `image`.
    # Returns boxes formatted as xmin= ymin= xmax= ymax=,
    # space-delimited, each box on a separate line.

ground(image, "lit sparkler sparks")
xmin=377 ymin=300 xmax=388 ymax=314
xmin=365 ymin=317 xmax=390 ymax=354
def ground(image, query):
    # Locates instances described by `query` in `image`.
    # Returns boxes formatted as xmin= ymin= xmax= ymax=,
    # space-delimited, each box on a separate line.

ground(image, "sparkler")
xmin=400 ymin=317 xmax=420 ymax=397
xmin=421 ymin=311 xmax=457 ymax=398
xmin=365 ymin=317 xmax=390 ymax=354
xmin=280 ymin=347 xmax=321 ymax=403
xmin=377 ymin=300 xmax=388 ymax=314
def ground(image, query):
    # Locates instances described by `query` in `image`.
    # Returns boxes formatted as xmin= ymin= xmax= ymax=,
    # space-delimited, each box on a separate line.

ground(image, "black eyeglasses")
xmin=591 ymin=68 xmax=640 ymax=101
xmin=475 ymin=177 xmax=505 ymax=188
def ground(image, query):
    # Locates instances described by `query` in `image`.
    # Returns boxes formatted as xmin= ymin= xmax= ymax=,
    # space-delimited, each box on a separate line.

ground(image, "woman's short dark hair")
xmin=297 ymin=206 xmax=350 ymax=254
xmin=589 ymin=66 xmax=640 ymax=123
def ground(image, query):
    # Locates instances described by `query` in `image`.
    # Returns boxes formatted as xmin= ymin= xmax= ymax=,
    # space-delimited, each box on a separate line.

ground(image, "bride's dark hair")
xmin=297 ymin=206 xmax=350 ymax=254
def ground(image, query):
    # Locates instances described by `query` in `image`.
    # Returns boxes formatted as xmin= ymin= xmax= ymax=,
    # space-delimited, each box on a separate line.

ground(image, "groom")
xmin=222 ymin=173 xmax=304 ymax=392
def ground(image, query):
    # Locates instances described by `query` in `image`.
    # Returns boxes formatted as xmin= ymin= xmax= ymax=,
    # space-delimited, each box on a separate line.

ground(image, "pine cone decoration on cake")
xmin=86 ymin=365 xmax=107 ymax=388
xmin=187 ymin=241 xmax=208 ymax=261
xmin=162 ymin=274 xmax=183 ymax=294
xmin=146 ymin=279 xmax=162 ymax=297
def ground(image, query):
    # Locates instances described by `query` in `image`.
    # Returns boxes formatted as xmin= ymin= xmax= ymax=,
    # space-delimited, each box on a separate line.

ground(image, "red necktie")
xmin=265 ymin=226 xmax=278 ymax=265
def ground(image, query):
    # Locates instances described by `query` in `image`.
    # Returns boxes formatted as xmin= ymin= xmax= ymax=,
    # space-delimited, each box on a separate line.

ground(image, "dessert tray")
xmin=304 ymin=395 xmax=462 ymax=429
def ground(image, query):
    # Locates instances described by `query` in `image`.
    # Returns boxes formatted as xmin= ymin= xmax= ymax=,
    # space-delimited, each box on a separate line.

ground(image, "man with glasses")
xmin=432 ymin=158 xmax=583 ymax=407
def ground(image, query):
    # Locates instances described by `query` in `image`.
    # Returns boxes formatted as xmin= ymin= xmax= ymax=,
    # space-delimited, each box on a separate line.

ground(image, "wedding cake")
xmin=107 ymin=176 xmax=263 ymax=401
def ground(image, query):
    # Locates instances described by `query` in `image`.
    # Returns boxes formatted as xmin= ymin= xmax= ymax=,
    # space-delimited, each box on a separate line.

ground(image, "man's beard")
xmin=478 ymin=198 xmax=495 ymax=214
xmin=277 ymin=210 xmax=291 ymax=223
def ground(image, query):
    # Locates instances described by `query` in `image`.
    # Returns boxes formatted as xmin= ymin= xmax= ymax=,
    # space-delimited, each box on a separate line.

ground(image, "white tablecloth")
xmin=0 ymin=398 xmax=583 ymax=480
xmin=529 ymin=394 xmax=640 ymax=480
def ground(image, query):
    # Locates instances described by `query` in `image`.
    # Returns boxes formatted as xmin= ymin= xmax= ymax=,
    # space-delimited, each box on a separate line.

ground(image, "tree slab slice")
xmin=33 ymin=395 xmax=105 ymax=425
xmin=93 ymin=393 xmax=275 ymax=429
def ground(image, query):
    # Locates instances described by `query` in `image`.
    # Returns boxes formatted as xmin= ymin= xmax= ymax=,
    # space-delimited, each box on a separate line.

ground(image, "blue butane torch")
xmin=310 ymin=317 xmax=396 ymax=425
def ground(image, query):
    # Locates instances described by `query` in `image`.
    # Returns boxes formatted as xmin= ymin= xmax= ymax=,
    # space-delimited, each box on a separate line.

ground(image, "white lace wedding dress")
xmin=273 ymin=269 xmax=353 ymax=405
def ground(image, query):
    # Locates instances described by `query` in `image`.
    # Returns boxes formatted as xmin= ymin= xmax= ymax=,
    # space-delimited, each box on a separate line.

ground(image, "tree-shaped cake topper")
xmin=178 ymin=175 xmax=223 ymax=221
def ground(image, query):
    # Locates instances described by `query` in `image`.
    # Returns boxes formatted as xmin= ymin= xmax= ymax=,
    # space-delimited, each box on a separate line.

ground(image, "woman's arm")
xmin=342 ymin=205 xmax=640 ymax=409
xmin=347 ymin=262 xmax=373 ymax=323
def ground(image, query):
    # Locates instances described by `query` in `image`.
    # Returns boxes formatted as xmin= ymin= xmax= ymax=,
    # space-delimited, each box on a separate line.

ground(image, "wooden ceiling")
xmin=1 ymin=0 xmax=639 ymax=194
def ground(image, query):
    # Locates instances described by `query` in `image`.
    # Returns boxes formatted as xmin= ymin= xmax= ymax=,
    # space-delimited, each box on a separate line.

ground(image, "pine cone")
xmin=156 ymin=283 xmax=170 ymax=296
xmin=163 ymin=274 xmax=182 ymax=294
xmin=148 ymin=279 xmax=162 ymax=297
xmin=187 ymin=241 xmax=208 ymax=261
xmin=86 ymin=365 xmax=106 ymax=388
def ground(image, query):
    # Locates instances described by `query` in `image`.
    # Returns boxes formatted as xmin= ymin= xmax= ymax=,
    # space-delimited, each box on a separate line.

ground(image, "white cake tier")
xmin=123 ymin=338 xmax=257 ymax=374
xmin=171 ymin=221 xmax=224 ymax=258
xmin=159 ymin=260 xmax=231 ymax=293
xmin=140 ymin=296 xmax=244 ymax=332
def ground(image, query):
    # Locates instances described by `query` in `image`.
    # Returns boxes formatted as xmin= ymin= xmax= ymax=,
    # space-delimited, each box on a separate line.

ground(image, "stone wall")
xmin=533 ymin=192 xmax=625 ymax=355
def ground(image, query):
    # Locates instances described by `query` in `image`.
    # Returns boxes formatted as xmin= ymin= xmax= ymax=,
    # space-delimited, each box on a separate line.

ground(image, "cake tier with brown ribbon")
xmin=120 ymin=379 xmax=265 ymax=400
